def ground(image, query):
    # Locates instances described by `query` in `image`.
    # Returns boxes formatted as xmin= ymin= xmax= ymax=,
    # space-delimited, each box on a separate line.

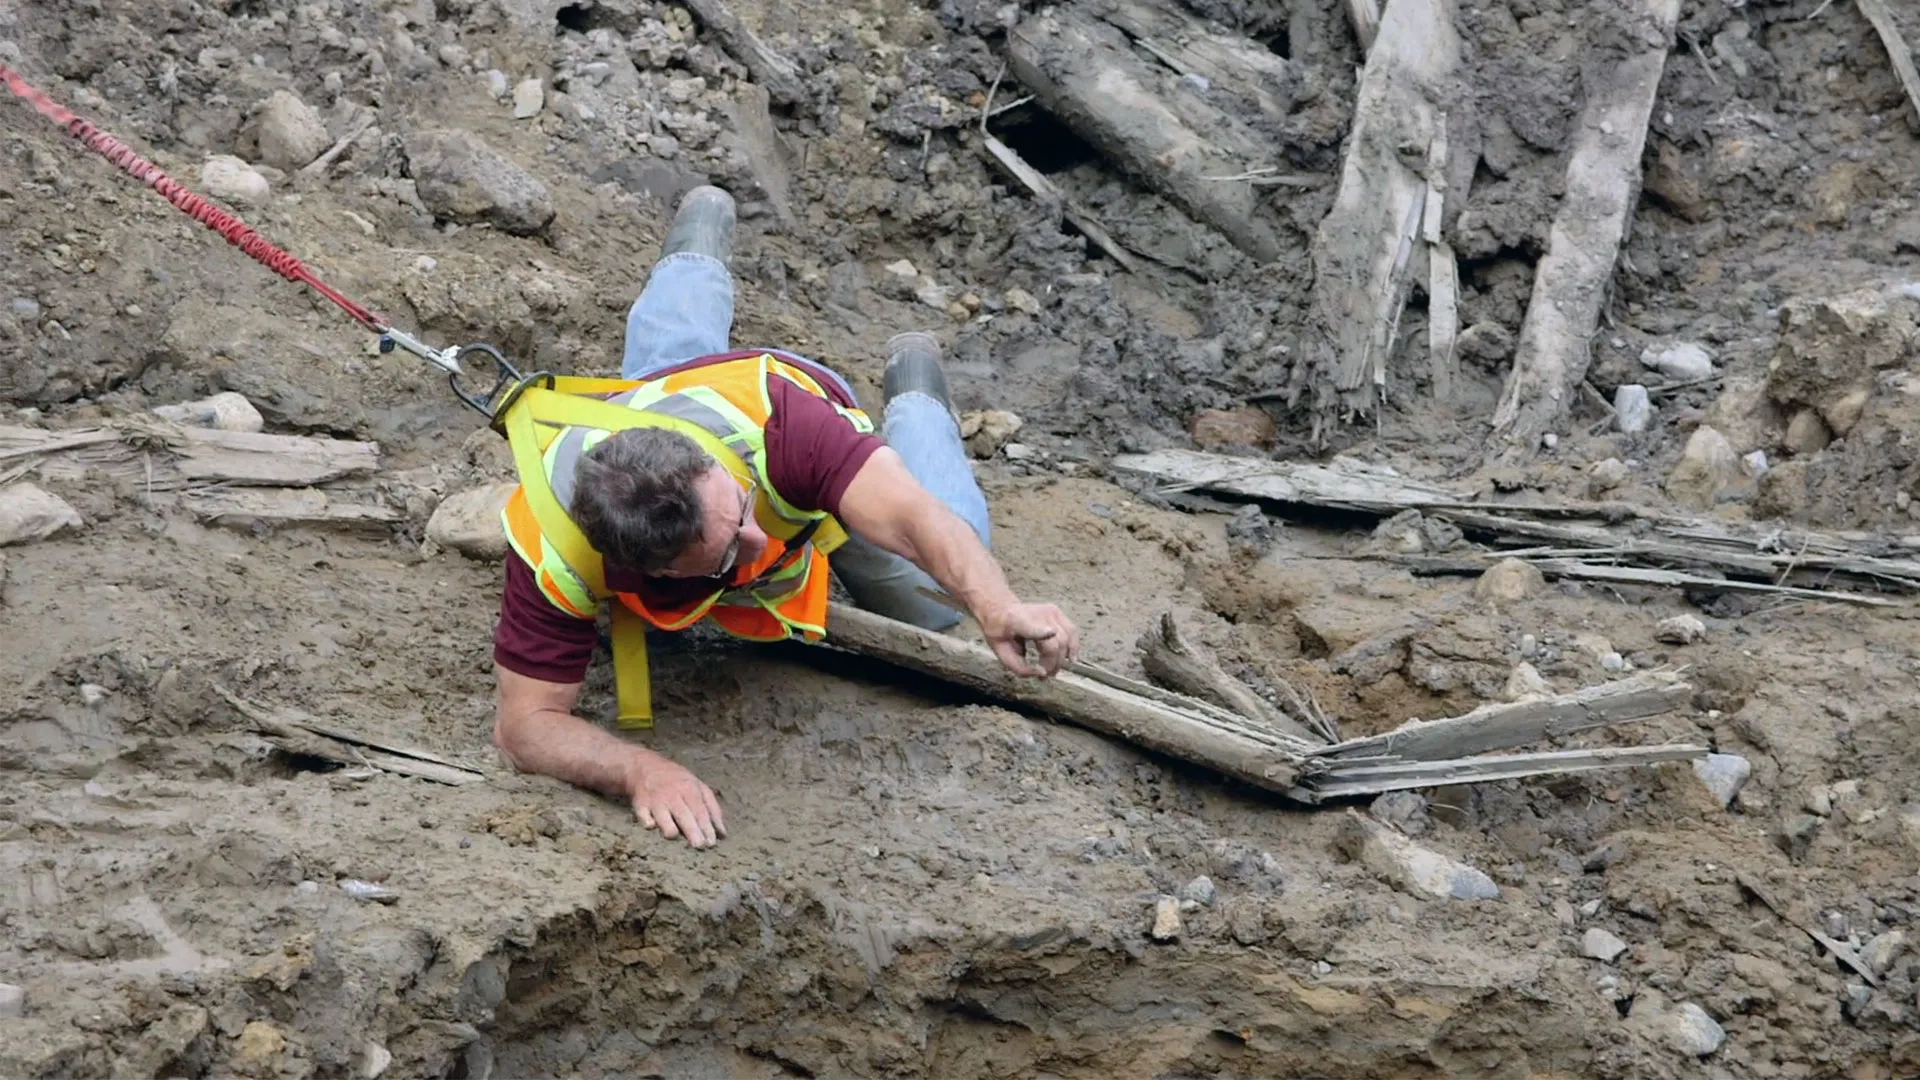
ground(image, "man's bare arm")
xmin=836 ymin=446 xmax=1080 ymax=675
xmin=493 ymin=665 xmax=726 ymax=846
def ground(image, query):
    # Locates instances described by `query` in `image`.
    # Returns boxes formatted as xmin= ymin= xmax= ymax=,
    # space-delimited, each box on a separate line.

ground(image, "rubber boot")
xmin=883 ymin=331 xmax=955 ymax=419
xmin=661 ymin=185 xmax=736 ymax=265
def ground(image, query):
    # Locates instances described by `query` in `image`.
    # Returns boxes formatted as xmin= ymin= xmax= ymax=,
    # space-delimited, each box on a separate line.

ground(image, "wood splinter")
xmin=1136 ymin=612 xmax=1329 ymax=744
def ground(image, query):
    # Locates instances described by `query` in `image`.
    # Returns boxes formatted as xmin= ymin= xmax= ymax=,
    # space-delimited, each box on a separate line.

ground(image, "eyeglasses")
xmin=711 ymin=477 xmax=757 ymax=578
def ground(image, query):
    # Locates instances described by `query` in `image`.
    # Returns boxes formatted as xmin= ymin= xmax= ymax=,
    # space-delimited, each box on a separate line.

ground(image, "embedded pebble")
xmin=1655 ymin=614 xmax=1706 ymax=645
xmin=1178 ymin=875 xmax=1216 ymax=906
xmin=0 ymin=983 xmax=23 ymax=1018
xmin=1668 ymin=1002 xmax=1725 ymax=1057
xmin=1614 ymin=384 xmax=1652 ymax=433
xmin=200 ymin=154 xmax=272 ymax=205
xmin=1582 ymin=927 xmax=1629 ymax=963
xmin=1150 ymin=896 xmax=1182 ymax=941
xmin=1692 ymin=753 xmax=1752 ymax=809
xmin=512 ymin=77 xmax=544 ymax=118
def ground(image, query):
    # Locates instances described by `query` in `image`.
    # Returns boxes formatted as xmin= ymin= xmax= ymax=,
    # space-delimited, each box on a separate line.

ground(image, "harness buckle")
xmin=442 ymin=342 xmax=538 ymax=428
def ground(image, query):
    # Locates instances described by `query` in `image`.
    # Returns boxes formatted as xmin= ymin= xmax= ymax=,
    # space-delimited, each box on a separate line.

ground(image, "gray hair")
xmin=570 ymin=427 xmax=712 ymax=572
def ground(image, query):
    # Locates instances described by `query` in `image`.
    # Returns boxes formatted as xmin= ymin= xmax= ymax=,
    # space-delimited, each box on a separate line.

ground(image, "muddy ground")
xmin=3 ymin=0 xmax=1920 ymax=1075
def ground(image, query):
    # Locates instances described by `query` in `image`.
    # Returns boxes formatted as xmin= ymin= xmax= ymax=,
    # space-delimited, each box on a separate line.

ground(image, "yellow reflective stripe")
xmin=549 ymin=375 xmax=643 ymax=396
xmin=506 ymin=400 xmax=608 ymax=598
xmin=609 ymin=604 xmax=653 ymax=729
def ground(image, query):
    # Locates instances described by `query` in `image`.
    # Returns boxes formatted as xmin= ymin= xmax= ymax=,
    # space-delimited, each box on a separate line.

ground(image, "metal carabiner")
xmin=445 ymin=343 xmax=525 ymax=420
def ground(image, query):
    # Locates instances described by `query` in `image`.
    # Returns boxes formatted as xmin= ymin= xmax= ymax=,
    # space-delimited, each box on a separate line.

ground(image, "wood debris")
xmin=682 ymin=0 xmax=807 ymax=107
xmin=1487 ymin=0 xmax=1682 ymax=460
xmin=1858 ymin=0 xmax=1920 ymax=129
xmin=217 ymin=687 xmax=486 ymax=786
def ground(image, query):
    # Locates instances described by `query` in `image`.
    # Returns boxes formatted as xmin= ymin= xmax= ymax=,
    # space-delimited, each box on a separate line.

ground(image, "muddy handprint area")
xmin=4 ymin=0 xmax=1920 ymax=1075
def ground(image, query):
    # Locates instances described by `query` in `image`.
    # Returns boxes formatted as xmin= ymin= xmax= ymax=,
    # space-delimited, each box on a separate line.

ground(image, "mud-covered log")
xmin=1007 ymin=6 xmax=1286 ymax=261
xmin=1295 ymin=0 xmax=1461 ymax=430
xmin=181 ymin=487 xmax=403 ymax=532
xmin=682 ymin=0 xmax=807 ymax=107
xmin=1488 ymin=0 xmax=1681 ymax=461
xmin=0 ymin=421 xmax=381 ymax=489
xmin=1097 ymin=0 xmax=1294 ymax=127
xmin=819 ymin=602 xmax=1305 ymax=791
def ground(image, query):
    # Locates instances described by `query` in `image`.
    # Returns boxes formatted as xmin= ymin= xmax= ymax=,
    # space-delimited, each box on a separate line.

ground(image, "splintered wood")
xmin=816 ymin=602 xmax=1703 ymax=804
xmin=1112 ymin=448 xmax=1920 ymax=606
xmin=218 ymin=687 xmax=486 ymax=785
xmin=1295 ymin=0 xmax=1461 ymax=430
xmin=1488 ymin=0 xmax=1682 ymax=461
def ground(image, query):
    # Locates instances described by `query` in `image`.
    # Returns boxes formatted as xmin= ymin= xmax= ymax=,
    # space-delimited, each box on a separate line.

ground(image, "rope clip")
xmin=378 ymin=325 xmax=464 ymax=375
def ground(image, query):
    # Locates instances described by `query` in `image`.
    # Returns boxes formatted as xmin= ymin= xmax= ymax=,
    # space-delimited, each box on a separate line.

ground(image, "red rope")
xmin=1 ymin=61 xmax=388 ymax=333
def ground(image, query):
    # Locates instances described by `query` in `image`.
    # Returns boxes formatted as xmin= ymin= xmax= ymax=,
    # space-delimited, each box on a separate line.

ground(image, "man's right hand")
xmin=624 ymin=748 xmax=727 ymax=848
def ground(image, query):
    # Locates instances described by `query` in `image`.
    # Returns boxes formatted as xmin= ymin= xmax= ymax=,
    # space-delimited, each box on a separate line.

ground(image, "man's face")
xmin=656 ymin=465 xmax=768 ymax=579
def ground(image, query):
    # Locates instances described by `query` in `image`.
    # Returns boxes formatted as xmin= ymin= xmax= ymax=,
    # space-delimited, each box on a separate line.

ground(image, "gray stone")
xmin=0 ymin=982 xmax=22 ymax=1018
xmin=1655 ymin=614 xmax=1706 ymax=645
xmin=0 ymin=483 xmax=82 ymax=547
xmin=9 ymin=297 xmax=40 ymax=319
xmin=1369 ymin=790 xmax=1431 ymax=836
xmin=1474 ymin=557 xmax=1545 ymax=603
xmin=1784 ymin=409 xmax=1832 ymax=455
xmin=1336 ymin=812 xmax=1500 ymax=901
xmin=1582 ymin=927 xmax=1629 ymax=963
xmin=426 ymin=482 xmax=517 ymax=560
xmin=405 ymin=130 xmax=555 ymax=235
xmin=1862 ymin=929 xmax=1906 ymax=976
xmin=1641 ymin=341 xmax=1714 ymax=382
xmin=484 ymin=69 xmax=510 ymax=99
xmin=1178 ymin=875 xmax=1216 ymax=906
xmin=1668 ymin=1002 xmax=1725 ymax=1057
xmin=1503 ymin=661 xmax=1550 ymax=702
xmin=1666 ymin=425 xmax=1740 ymax=509
xmin=152 ymin=391 xmax=264 ymax=432
xmin=1004 ymin=287 xmax=1042 ymax=316
xmin=257 ymin=89 xmax=330 ymax=170
xmin=1692 ymin=753 xmax=1752 ymax=809
xmin=1589 ymin=457 xmax=1630 ymax=494
xmin=1614 ymin=384 xmax=1652 ymax=433
xmin=511 ymin=77 xmax=544 ymax=119
xmin=200 ymin=154 xmax=272 ymax=205
xmin=1149 ymin=896 xmax=1181 ymax=941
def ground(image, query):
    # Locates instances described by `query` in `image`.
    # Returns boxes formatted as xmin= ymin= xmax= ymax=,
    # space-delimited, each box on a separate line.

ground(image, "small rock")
xmin=882 ymin=259 xmax=919 ymax=281
xmin=236 ymin=1020 xmax=288 ymax=1070
xmin=1667 ymin=1002 xmax=1725 ymax=1057
xmin=1600 ymin=651 xmax=1627 ymax=672
xmin=1666 ymin=425 xmax=1740 ymax=509
xmin=1335 ymin=812 xmax=1500 ymax=901
xmin=1580 ymin=899 xmax=1603 ymax=917
xmin=1655 ymin=614 xmax=1706 ymax=645
xmin=363 ymin=1042 xmax=394 ymax=1079
xmin=1178 ymin=875 xmax=1216 ymax=906
xmin=79 ymin=683 xmax=109 ymax=706
xmin=913 ymin=279 xmax=951 ymax=311
xmin=1189 ymin=407 xmax=1277 ymax=450
xmin=1824 ymin=386 xmax=1871 ymax=437
xmin=0 ymin=982 xmax=23 ymax=1018
xmin=200 ymin=154 xmax=272 ymax=205
xmin=1783 ymin=409 xmax=1832 ymax=456
xmin=257 ymin=89 xmax=331 ymax=170
xmin=1474 ymin=558 xmax=1545 ymax=603
xmin=1842 ymin=982 xmax=1873 ymax=1020
xmin=1775 ymin=812 xmax=1822 ymax=862
xmin=1503 ymin=661 xmax=1551 ymax=702
xmin=0 ymin=483 xmax=83 ymax=547
xmin=11 ymin=297 xmax=41 ymax=319
xmin=1552 ymin=898 xmax=1577 ymax=928
xmin=1641 ymin=341 xmax=1714 ymax=382
xmin=1582 ymin=839 xmax=1624 ymax=872
xmin=1589 ymin=457 xmax=1631 ymax=494
xmin=1313 ymin=959 xmax=1334 ymax=975
xmin=1224 ymin=504 xmax=1275 ymax=557
xmin=1456 ymin=321 xmax=1514 ymax=362
xmin=1150 ymin=896 xmax=1182 ymax=941
xmin=339 ymin=879 xmax=399 ymax=904
xmin=1582 ymin=927 xmax=1629 ymax=963
xmin=426 ymin=482 xmax=517 ymax=560
xmin=1541 ymin=432 xmax=1559 ymax=450
xmin=1692 ymin=753 xmax=1752 ymax=809
xmin=511 ymin=77 xmax=544 ymax=118
xmin=1861 ymin=929 xmax=1906 ymax=976
xmin=958 ymin=410 xmax=1023 ymax=459
xmin=1369 ymin=790 xmax=1431 ymax=836
xmin=1004 ymin=287 xmax=1042 ymax=316
xmin=1804 ymin=785 xmax=1833 ymax=817
xmin=1742 ymin=450 xmax=1769 ymax=478
xmin=153 ymin=391 xmax=264 ymax=433
xmin=405 ymin=130 xmax=556 ymax=235
xmin=1614 ymin=384 xmax=1653 ymax=433
xmin=484 ymin=69 xmax=510 ymax=99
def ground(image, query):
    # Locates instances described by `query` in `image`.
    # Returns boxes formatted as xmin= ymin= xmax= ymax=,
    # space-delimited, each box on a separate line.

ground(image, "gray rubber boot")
xmin=661 ymin=185 xmax=736 ymax=265
xmin=883 ymin=331 xmax=955 ymax=417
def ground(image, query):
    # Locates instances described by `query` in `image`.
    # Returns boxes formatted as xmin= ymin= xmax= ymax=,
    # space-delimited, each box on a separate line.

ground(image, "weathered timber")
xmin=0 ymin=421 xmax=380 ymax=489
xmin=981 ymin=135 xmax=1141 ymax=272
xmin=1317 ymin=671 xmax=1692 ymax=762
xmin=1859 ymin=0 xmax=1920 ymax=129
xmin=1488 ymin=0 xmax=1681 ymax=460
xmin=1113 ymin=448 xmax=1471 ymax=512
xmin=821 ymin=602 xmax=1306 ymax=790
xmin=1346 ymin=0 xmax=1382 ymax=53
xmin=682 ymin=0 xmax=807 ymax=107
xmin=1292 ymin=744 xmax=1706 ymax=801
xmin=1137 ymin=613 xmax=1323 ymax=744
xmin=1296 ymin=0 xmax=1461 ymax=429
xmin=217 ymin=687 xmax=486 ymax=786
xmin=1099 ymin=0 xmax=1294 ymax=125
xmin=182 ymin=487 xmax=403 ymax=532
xmin=1008 ymin=6 xmax=1287 ymax=261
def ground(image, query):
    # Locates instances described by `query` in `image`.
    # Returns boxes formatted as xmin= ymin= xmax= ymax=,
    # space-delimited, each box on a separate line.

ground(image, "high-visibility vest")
xmin=498 ymin=351 xmax=873 ymax=727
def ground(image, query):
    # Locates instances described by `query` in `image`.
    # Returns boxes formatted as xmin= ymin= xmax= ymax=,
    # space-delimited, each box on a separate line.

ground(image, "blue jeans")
xmin=623 ymin=252 xmax=989 ymax=631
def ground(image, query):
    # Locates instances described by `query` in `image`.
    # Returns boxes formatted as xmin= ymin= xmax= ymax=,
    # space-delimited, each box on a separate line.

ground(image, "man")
xmin=491 ymin=186 xmax=1081 ymax=848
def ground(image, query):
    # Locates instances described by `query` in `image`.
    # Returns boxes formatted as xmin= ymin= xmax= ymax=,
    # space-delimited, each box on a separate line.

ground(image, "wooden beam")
xmin=1293 ymin=744 xmax=1707 ymax=801
xmin=1487 ymin=0 xmax=1681 ymax=460
xmin=217 ymin=687 xmax=486 ymax=786
xmin=182 ymin=487 xmax=402 ymax=532
xmin=0 ymin=422 xmax=380 ymax=489
xmin=1007 ymin=6 xmax=1288 ymax=261
xmin=1136 ymin=612 xmax=1325 ymax=744
xmin=1296 ymin=0 xmax=1462 ymax=430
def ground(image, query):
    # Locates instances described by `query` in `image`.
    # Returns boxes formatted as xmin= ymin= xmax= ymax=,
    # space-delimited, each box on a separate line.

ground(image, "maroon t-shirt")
xmin=493 ymin=354 xmax=884 ymax=683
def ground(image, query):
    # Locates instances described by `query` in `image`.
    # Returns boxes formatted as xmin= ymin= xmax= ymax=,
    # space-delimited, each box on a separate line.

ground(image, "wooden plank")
xmin=1297 ymin=0 xmax=1461 ymax=428
xmin=1347 ymin=0 xmax=1382 ymax=53
xmin=1099 ymin=0 xmax=1294 ymax=125
xmin=1317 ymin=671 xmax=1691 ymax=761
xmin=1487 ymin=0 xmax=1681 ymax=460
xmin=182 ymin=487 xmax=403 ymax=532
xmin=1112 ymin=448 xmax=1472 ymax=512
xmin=1517 ymin=559 xmax=1905 ymax=607
xmin=1859 ymin=0 xmax=1920 ymax=129
xmin=817 ymin=602 xmax=1306 ymax=790
xmin=981 ymin=136 xmax=1140 ymax=273
xmin=1137 ymin=612 xmax=1325 ymax=744
xmin=1007 ymin=5 xmax=1288 ymax=261
xmin=216 ymin=687 xmax=486 ymax=786
xmin=682 ymin=0 xmax=807 ymax=107
xmin=1292 ymin=743 xmax=1707 ymax=801
xmin=0 ymin=422 xmax=380 ymax=489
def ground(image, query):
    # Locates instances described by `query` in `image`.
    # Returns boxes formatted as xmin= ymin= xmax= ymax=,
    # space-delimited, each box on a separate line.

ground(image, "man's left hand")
xmin=980 ymin=602 xmax=1081 ymax=678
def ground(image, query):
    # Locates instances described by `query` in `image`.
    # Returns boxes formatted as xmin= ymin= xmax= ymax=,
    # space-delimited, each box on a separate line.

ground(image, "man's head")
xmin=570 ymin=428 xmax=768 ymax=578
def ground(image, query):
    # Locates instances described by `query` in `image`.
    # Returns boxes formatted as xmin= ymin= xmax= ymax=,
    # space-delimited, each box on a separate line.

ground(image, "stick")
xmin=681 ymin=0 xmax=807 ymax=107
xmin=1137 ymin=613 xmax=1324 ymax=744
xmin=1296 ymin=0 xmax=1462 ymax=431
xmin=1487 ymin=0 xmax=1681 ymax=461
xmin=979 ymin=136 xmax=1140 ymax=273
xmin=295 ymin=114 xmax=375 ymax=184
xmin=216 ymin=687 xmax=485 ymax=785
xmin=1858 ymin=0 xmax=1920 ymax=128
xmin=181 ymin=487 xmax=403 ymax=532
